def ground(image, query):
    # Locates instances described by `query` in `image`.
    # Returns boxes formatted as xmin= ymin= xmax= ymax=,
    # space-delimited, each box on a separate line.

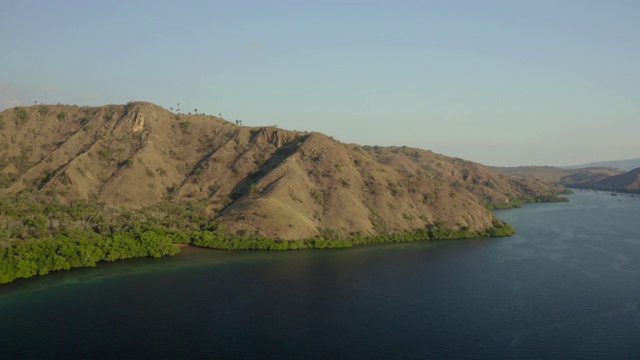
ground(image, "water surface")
xmin=1 ymin=191 xmax=639 ymax=359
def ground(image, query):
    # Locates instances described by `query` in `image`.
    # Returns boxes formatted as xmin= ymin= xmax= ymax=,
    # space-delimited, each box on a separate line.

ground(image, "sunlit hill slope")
xmin=0 ymin=102 xmax=566 ymax=239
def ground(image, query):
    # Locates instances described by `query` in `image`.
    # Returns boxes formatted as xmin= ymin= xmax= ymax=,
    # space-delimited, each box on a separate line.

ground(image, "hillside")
xmin=1 ymin=102 xmax=566 ymax=241
xmin=491 ymin=166 xmax=622 ymax=185
xmin=564 ymin=158 xmax=640 ymax=172
xmin=490 ymin=166 xmax=574 ymax=183
xmin=558 ymin=168 xmax=624 ymax=185
xmin=491 ymin=163 xmax=640 ymax=194
xmin=594 ymin=168 xmax=640 ymax=190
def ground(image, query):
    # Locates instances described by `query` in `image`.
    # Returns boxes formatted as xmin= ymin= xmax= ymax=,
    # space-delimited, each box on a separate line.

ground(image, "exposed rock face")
xmin=132 ymin=113 xmax=145 ymax=132
xmin=0 ymin=102 xmax=565 ymax=239
xmin=260 ymin=127 xmax=289 ymax=148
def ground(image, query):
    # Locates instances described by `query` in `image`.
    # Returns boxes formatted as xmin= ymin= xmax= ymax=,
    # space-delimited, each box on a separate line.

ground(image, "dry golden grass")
xmin=0 ymin=102 xmax=566 ymax=239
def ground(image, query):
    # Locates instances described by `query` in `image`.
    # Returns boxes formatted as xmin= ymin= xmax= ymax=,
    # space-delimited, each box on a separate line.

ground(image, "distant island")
xmin=491 ymin=165 xmax=640 ymax=194
xmin=563 ymin=158 xmax=640 ymax=172
xmin=0 ymin=102 xmax=569 ymax=284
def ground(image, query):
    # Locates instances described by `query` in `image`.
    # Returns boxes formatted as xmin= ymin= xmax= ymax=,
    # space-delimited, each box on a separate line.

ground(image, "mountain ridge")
xmin=491 ymin=164 xmax=640 ymax=193
xmin=490 ymin=165 xmax=622 ymax=184
xmin=563 ymin=158 xmax=640 ymax=171
xmin=594 ymin=167 xmax=640 ymax=190
xmin=1 ymin=102 xmax=567 ymax=240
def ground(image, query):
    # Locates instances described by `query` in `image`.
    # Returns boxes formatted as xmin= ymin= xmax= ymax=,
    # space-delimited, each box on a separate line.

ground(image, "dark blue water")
xmin=1 ymin=191 xmax=639 ymax=359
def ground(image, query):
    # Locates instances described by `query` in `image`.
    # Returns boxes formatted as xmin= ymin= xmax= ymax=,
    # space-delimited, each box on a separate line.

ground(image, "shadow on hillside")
xmin=225 ymin=134 xmax=310 ymax=208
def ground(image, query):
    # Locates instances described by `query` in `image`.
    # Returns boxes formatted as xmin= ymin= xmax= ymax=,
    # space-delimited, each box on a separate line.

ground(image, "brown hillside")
xmin=0 ymin=102 xmax=566 ymax=239
xmin=595 ymin=168 xmax=640 ymax=190
xmin=492 ymin=166 xmax=622 ymax=184
xmin=559 ymin=168 xmax=624 ymax=185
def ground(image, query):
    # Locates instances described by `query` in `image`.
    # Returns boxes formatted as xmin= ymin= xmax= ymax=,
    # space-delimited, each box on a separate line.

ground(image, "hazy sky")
xmin=2 ymin=0 xmax=639 ymax=166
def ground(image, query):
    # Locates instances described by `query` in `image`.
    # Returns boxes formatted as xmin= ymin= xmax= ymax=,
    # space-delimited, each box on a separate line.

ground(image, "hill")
xmin=491 ymin=164 xmax=640 ymax=194
xmin=558 ymin=168 xmax=624 ymax=185
xmin=0 ymin=102 xmax=573 ymax=283
xmin=563 ymin=158 xmax=640 ymax=172
xmin=490 ymin=166 xmax=622 ymax=184
xmin=0 ymin=102 xmax=572 ymax=240
xmin=594 ymin=167 xmax=640 ymax=190
xmin=0 ymin=102 xmax=569 ymax=240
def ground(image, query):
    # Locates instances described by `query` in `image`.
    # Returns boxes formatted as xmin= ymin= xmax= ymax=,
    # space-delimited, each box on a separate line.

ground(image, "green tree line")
xmin=0 ymin=191 xmax=514 ymax=284
xmin=190 ymin=218 xmax=514 ymax=251
xmin=0 ymin=229 xmax=179 ymax=283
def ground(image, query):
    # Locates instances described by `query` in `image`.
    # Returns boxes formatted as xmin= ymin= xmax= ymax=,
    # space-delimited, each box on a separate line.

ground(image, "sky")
xmin=1 ymin=0 xmax=639 ymax=166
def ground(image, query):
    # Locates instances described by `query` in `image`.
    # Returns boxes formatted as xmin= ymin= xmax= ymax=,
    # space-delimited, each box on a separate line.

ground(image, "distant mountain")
xmin=595 ymin=167 xmax=640 ymax=190
xmin=563 ymin=158 xmax=640 ymax=171
xmin=0 ymin=102 xmax=567 ymax=240
xmin=491 ymin=165 xmax=639 ymax=192
xmin=490 ymin=166 xmax=622 ymax=184
xmin=559 ymin=168 xmax=624 ymax=185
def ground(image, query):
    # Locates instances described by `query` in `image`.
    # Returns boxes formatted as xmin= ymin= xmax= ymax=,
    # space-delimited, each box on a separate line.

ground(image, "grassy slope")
xmin=0 ymin=102 xmax=569 ymax=284
xmin=1 ymin=102 xmax=567 ymax=240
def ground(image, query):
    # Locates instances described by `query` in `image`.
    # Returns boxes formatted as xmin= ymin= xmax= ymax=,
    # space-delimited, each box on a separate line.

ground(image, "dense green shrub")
xmin=0 ymin=191 xmax=515 ymax=284
xmin=13 ymin=107 xmax=28 ymax=122
xmin=0 ymin=229 xmax=179 ymax=284
xmin=38 ymin=106 xmax=50 ymax=116
xmin=188 ymin=217 xmax=513 ymax=252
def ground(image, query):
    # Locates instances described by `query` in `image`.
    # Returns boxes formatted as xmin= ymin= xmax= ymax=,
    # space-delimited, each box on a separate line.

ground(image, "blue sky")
xmin=2 ymin=0 xmax=639 ymax=166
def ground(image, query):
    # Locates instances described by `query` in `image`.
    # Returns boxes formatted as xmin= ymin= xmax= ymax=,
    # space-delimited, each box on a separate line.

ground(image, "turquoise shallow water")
xmin=1 ymin=191 xmax=639 ymax=359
